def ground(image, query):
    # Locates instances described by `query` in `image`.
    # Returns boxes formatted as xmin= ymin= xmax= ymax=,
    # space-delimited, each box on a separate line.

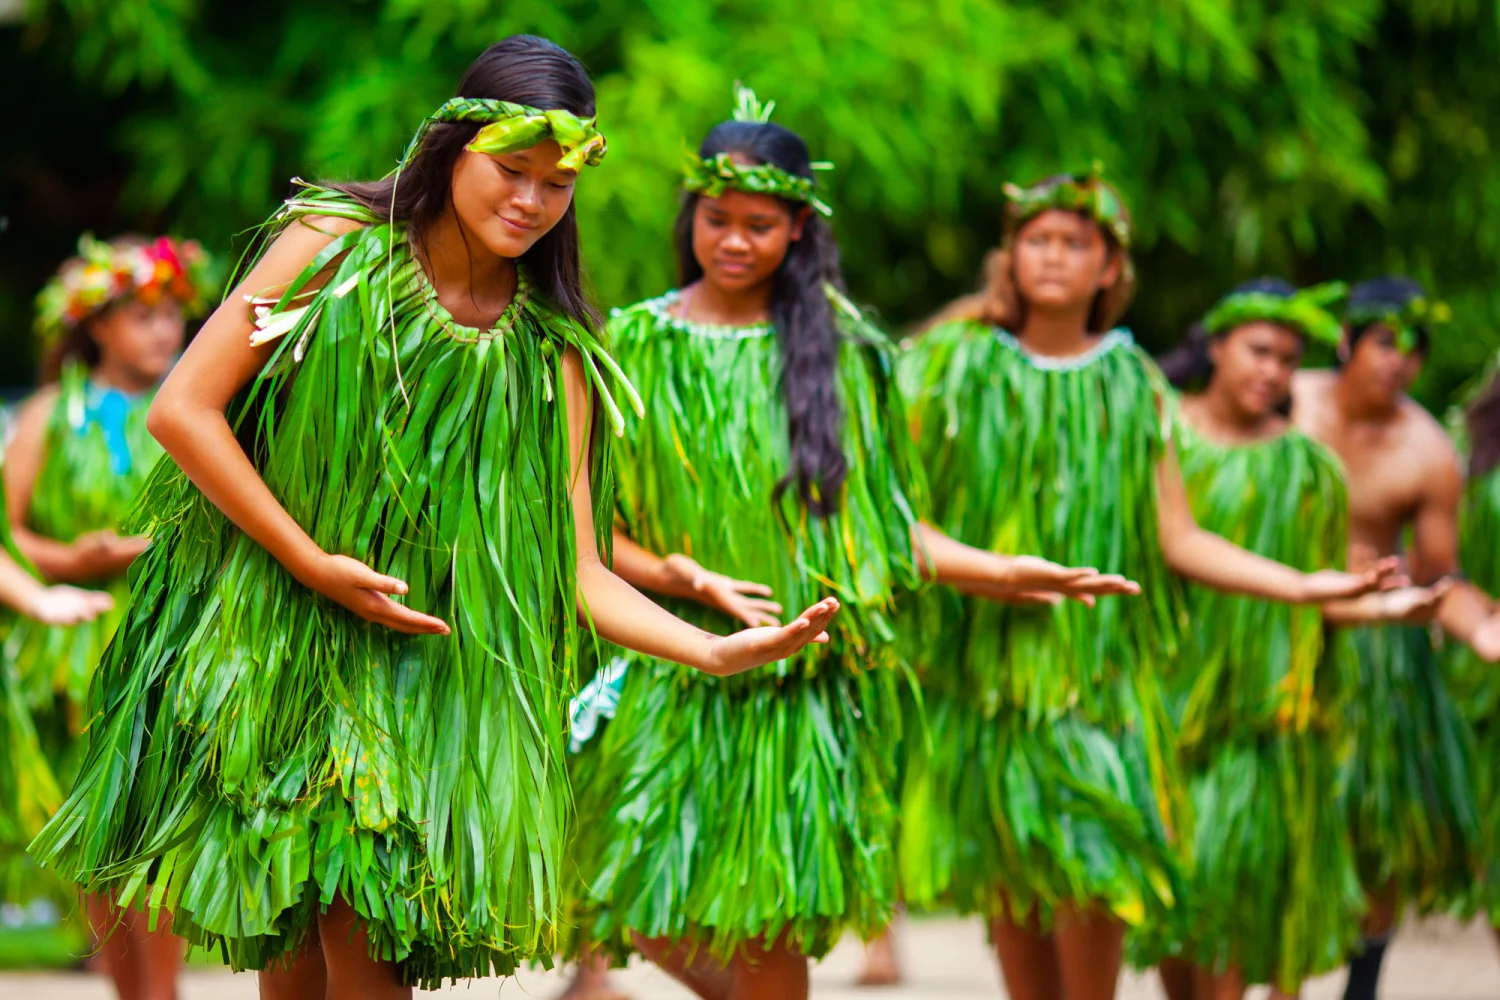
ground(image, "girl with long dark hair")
xmin=1147 ymin=279 xmax=1445 ymax=1000
xmin=28 ymin=39 xmax=845 ymax=1000
xmin=897 ymin=171 xmax=1395 ymax=1000
xmin=567 ymin=89 xmax=1138 ymax=1000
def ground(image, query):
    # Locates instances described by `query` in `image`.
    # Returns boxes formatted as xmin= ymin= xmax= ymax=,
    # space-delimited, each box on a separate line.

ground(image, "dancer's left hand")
xmin=1299 ymin=558 xmax=1403 ymax=603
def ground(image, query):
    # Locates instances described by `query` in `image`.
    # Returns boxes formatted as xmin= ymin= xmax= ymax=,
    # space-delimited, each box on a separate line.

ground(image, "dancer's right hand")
xmin=68 ymin=530 xmax=151 ymax=579
xmin=299 ymin=553 xmax=451 ymax=635
xmin=28 ymin=585 xmax=115 ymax=625
xmin=700 ymin=597 xmax=840 ymax=676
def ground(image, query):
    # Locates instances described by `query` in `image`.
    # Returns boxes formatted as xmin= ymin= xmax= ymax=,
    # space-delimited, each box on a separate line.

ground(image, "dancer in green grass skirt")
xmin=898 ymin=169 xmax=1394 ymax=1000
xmin=1147 ymin=278 xmax=1448 ymax=1000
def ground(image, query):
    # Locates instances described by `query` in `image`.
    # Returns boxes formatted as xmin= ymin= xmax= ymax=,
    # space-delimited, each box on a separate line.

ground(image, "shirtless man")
xmin=1292 ymin=275 xmax=1500 ymax=1000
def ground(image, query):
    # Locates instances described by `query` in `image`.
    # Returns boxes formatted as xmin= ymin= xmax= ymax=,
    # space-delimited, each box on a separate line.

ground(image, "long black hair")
xmin=325 ymin=35 xmax=600 ymax=330
xmin=1159 ymin=276 xmax=1298 ymax=390
xmin=674 ymin=120 xmax=848 ymax=515
xmin=1346 ymin=275 xmax=1430 ymax=356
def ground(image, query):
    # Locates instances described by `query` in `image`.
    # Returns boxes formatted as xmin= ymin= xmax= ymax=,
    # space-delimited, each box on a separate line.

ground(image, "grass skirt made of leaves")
xmin=1344 ymin=624 xmax=1479 ymax=912
xmin=27 ymin=193 xmax=632 ymax=988
xmin=1127 ymin=422 xmax=1361 ymax=989
xmin=897 ymin=678 xmax=1183 ymax=931
xmin=572 ymin=657 xmax=905 ymax=963
xmin=3 ymin=361 xmax=161 ymax=784
xmin=1128 ymin=735 xmax=1362 ymax=990
xmin=896 ymin=324 xmax=1186 ymax=930
xmin=568 ymin=290 xmax=927 ymax=963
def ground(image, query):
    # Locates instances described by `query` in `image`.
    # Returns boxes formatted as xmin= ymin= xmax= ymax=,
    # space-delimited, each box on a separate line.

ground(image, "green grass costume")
xmin=571 ymin=288 xmax=926 ymax=962
xmin=29 ymin=189 xmax=634 ymax=987
xmin=897 ymin=323 xmax=1185 ymax=930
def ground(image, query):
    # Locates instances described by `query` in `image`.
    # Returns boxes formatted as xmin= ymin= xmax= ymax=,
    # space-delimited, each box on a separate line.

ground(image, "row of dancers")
xmin=2 ymin=32 xmax=1499 ymax=1000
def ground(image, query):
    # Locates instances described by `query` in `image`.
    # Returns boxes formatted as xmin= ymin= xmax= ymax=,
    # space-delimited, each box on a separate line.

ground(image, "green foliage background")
xmin=3 ymin=0 xmax=1498 ymax=410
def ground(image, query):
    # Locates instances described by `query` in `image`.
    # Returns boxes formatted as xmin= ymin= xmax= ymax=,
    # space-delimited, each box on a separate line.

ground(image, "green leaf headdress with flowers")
xmin=1202 ymin=281 xmax=1348 ymax=347
xmin=35 ymin=233 xmax=215 ymax=345
xmin=681 ymin=83 xmax=834 ymax=217
xmin=1345 ymin=289 xmax=1452 ymax=354
xmin=1003 ymin=161 xmax=1133 ymax=249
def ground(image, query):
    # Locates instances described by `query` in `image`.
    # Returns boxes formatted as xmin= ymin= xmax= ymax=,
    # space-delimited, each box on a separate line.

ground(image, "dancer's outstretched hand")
xmin=1004 ymin=556 xmax=1142 ymax=598
xmin=701 ymin=597 xmax=840 ymax=676
xmin=1300 ymin=558 xmax=1402 ymax=603
xmin=300 ymin=553 xmax=451 ymax=635
xmin=663 ymin=553 xmax=784 ymax=628
xmin=28 ymin=585 xmax=114 ymax=625
xmin=1376 ymin=581 xmax=1453 ymax=624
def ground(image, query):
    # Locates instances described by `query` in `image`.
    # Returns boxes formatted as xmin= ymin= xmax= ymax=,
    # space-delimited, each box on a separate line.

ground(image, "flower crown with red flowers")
xmin=35 ymin=233 xmax=214 ymax=344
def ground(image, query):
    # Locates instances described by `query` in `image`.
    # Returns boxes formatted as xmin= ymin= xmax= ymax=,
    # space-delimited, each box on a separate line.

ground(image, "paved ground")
xmin=1 ymin=915 xmax=1495 ymax=998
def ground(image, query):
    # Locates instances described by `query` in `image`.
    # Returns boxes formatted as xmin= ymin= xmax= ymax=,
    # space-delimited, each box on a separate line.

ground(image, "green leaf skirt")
xmin=1129 ymin=733 xmax=1362 ymax=990
xmin=1447 ymin=641 xmax=1500 ymax=921
xmin=570 ymin=656 xmax=904 ymax=962
xmin=898 ymin=678 xmax=1185 ymax=931
xmin=1344 ymin=624 xmax=1479 ymax=911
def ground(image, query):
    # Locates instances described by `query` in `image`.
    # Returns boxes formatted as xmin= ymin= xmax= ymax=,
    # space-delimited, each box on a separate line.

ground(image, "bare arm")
xmin=565 ymin=352 xmax=836 ymax=676
xmin=145 ymin=216 xmax=448 ymax=635
xmin=612 ymin=530 xmax=784 ymax=627
xmin=1322 ymin=582 xmax=1452 ymax=626
xmin=912 ymin=521 xmax=1139 ymax=598
xmin=1157 ymin=440 xmax=1389 ymax=603
xmin=0 ymin=550 xmax=114 ymax=624
xmin=1414 ymin=450 xmax=1500 ymax=656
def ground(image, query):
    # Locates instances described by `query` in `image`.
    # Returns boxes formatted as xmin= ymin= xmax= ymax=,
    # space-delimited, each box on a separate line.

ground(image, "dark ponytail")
xmin=673 ymin=121 xmax=848 ymax=516
xmin=323 ymin=35 xmax=601 ymax=330
xmin=1159 ymin=276 xmax=1298 ymax=391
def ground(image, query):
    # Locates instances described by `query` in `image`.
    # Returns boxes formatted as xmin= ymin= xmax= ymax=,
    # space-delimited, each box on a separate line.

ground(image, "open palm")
xmin=702 ymin=597 xmax=840 ymax=676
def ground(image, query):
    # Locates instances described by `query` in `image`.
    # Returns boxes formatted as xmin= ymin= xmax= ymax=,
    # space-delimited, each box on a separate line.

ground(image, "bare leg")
xmin=1268 ymin=985 xmax=1302 ymax=1000
xmin=556 ymin=946 xmax=632 ymax=1000
xmin=727 ymin=936 xmax=809 ymax=1000
xmin=1054 ymin=904 xmax=1125 ymax=1000
xmin=317 ymin=896 xmax=409 ymax=1000
xmin=87 ymin=896 xmax=182 ymax=1000
xmin=989 ymin=900 xmax=1063 ymax=1000
xmin=635 ymin=934 xmax=732 ymax=1000
xmin=87 ymin=895 xmax=144 ymax=1000
xmin=855 ymin=924 xmax=903 ymax=987
xmin=1158 ymin=957 xmax=1197 ymax=1000
xmin=258 ymin=922 xmax=326 ymax=1000
xmin=136 ymin=912 xmax=182 ymax=1000
xmin=1195 ymin=963 xmax=1245 ymax=1000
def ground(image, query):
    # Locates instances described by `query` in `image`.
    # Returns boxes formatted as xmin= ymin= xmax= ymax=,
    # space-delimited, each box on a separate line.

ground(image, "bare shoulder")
xmin=290 ymin=214 xmax=366 ymax=239
xmin=12 ymin=385 xmax=63 ymax=434
xmin=1402 ymin=397 xmax=1461 ymax=474
xmin=1291 ymin=368 xmax=1337 ymax=403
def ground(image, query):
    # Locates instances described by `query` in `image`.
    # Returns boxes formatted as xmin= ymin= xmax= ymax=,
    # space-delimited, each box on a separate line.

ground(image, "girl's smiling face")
xmin=450 ymin=139 xmax=578 ymax=259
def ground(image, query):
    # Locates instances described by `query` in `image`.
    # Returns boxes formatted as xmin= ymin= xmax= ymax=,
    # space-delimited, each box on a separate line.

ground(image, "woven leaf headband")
xmin=1003 ymin=162 xmax=1132 ymax=249
xmin=681 ymin=83 xmax=833 ymax=217
xmin=1203 ymin=281 xmax=1348 ymax=347
xmin=1345 ymin=293 xmax=1451 ymax=353
xmin=403 ymin=96 xmax=608 ymax=173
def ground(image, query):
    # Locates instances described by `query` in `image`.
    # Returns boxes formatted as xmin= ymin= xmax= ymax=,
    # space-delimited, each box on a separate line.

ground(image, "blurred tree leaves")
xmin=2 ymin=0 xmax=1497 ymax=409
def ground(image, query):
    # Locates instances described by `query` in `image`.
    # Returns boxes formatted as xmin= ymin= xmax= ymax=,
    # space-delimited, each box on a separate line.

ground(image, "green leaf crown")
xmin=681 ymin=83 xmax=834 ymax=217
xmin=1202 ymin=281 xmax=1348 ymax=347
xmin=1345 ymin=292 xmax=1452 ymax=353
xmin=402 ymin=96 xmax=608 ymax=173
xmin=1003 ymin=162 xmax=1132 ymax=249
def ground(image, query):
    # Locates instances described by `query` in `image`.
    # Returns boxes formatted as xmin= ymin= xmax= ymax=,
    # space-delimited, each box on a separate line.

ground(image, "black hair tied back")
xmin=672 ymin=120 xmax=849 ymax=516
